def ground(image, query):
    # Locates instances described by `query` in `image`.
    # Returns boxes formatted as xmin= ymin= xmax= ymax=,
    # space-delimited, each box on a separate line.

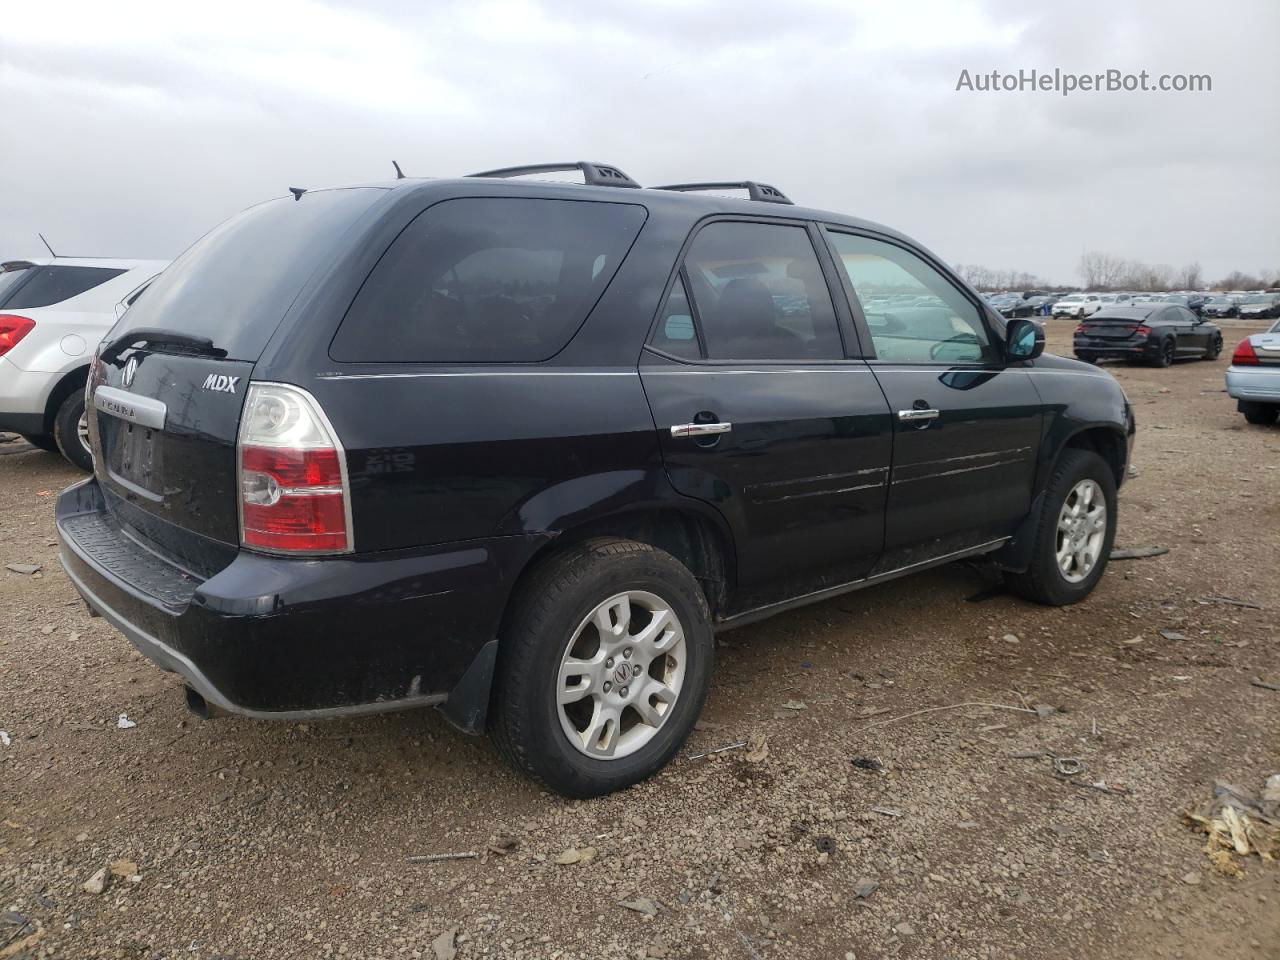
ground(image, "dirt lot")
xmin=2 ymin=320 xmax=1278 ymax=960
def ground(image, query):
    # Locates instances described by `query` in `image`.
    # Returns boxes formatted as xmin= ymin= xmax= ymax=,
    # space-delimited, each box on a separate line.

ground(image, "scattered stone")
xmin=781 ymin=700 xmax=806 ymax=711
xmin=82 ymin=868 xmax=108 ymax=895
xmin=850 ymin=756 xmax=882 ymax=772
xmin=853 ymin=879 xmax=879 ymax=899
xmin=744 ymin=734 xmax=768 ymax=763
xmin=955 ymin=821 xmax=979 ymax=830
xmin=618 ymin=897 xmax=660 ymax=917
xmin=431 ymin=926 xmax=458 ymax=960
xmin=4 ymin=563 xmax=41 ymax=575
xmin=894 ymin=922 xmax=916 ymax=936
xmin=109 ymin=859 xmax=139 ymax=879
xmin=116 ymin=714 xmax=137 ymax=730
xmin=1086 ymin=850 xmax=1110 ymax=863
xmin=1182 ymin=871 xmax=1202 ymax=886
xmin=75 ymin=832 xmax=89 ymax=842
xmin=0 ymin=731 xmax=9 ymax=748
xmin=554 ymin=846 xmax=597 ymax=866
xmin=1034 ymin=704 xmax=1056 ymax=720
xmin=1159 ymin=630 xmax=1186 ymax=642
xmin=1001 ymin=633 xmax=1020 ymax=644
xmin=871 ymin=806 xmax=903 ymax=818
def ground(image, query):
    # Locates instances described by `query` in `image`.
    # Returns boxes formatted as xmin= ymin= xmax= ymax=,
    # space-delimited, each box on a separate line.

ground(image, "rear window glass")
xmin=0 ymin=266 xmax=126 ymax=310
xmin=110 ymin=188 xmax=384 ymax=361
xmin=331 ymin=197 xmax=647 ymax=363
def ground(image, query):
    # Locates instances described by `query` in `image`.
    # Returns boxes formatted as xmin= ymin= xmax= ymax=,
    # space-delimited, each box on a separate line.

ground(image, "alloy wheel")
xmin=76 ymin=413 xmax=91 ymax=455
xmin=1055 ymin=479 xmax=1107 ymax=583
xmin=556 ymin=591 xmax=686 ymax=760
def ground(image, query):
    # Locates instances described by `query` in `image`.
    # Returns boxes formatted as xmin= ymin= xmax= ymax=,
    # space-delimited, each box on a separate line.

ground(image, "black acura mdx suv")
xmin=57 ymin=162 xmax=1135 ymax=797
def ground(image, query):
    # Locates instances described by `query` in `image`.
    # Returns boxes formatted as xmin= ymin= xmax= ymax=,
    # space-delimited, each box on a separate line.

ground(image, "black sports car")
xmin=1074 ymin=303 xmax=1223 ymax=367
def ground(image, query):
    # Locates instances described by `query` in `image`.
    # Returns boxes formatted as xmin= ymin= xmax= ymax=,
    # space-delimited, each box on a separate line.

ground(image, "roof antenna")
xmin=288 ymin=187 xmax=307 ymax=201
xmin=38 ymin=233 xmax=57 ymax=258
xmin=392 ymin=160 xmax=406 ymax=180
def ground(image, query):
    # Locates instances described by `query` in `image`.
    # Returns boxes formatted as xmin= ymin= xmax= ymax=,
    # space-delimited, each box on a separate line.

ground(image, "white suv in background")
xmin=0 ymin=258 xmax=168 ymax=469
xmin=1052 ymin=293 xmax=1103 ymax=318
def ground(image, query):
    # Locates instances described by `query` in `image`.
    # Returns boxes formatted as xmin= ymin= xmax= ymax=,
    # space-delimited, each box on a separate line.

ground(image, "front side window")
xmin=332 ymin=197 xmax=646 ymax=363
xmin=672 ymin=221 xmax=843 ymax=361
xmin=828 ymin=232 xmax=994 ymax=364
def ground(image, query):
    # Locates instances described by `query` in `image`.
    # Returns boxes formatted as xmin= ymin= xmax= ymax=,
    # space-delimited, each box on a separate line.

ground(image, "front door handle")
xmin=897 ymin=408 xmax=940 ymax=422
xmin=671 ymin=421 xmax=732 ymax=438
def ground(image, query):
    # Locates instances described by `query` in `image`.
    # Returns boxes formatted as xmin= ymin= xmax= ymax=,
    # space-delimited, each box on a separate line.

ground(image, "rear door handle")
xmin=671 ymin=422 xmax=732 ymax=438
xmin=897 ymin=408 xmax=940 ymax=422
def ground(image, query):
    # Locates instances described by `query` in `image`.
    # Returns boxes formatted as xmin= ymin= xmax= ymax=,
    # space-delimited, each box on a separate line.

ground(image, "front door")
xmin=824 ymin=229 xmax=1043 ymax=573
xmin=640 ymin=219 xmax=893 ymax=609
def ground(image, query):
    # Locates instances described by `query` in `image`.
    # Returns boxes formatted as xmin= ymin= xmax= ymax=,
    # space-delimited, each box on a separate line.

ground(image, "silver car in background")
xmin=1227 ymin=318 xmax=1280 ymax=425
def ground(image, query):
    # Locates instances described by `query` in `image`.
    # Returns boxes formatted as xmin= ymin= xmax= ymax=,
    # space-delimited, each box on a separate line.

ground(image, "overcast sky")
xmin=1 ymin=0 xmax=1276 ymax=284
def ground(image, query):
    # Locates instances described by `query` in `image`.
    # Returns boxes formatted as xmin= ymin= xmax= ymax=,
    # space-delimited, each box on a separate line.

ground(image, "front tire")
xmin=1202 ymin=335 xmax=1222 ymax=360
xmin=53 ymin=392 xmax=93 ymax=471
xmin=489 ymin=539 xmax=714 ymax=798
xmin=1004 ymin=449 xmax=1117 ymax=606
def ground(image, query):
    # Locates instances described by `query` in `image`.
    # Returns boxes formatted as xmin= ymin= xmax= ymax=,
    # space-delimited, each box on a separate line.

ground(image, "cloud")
xmin=0 ymin=0 xmax=1276 ymax=282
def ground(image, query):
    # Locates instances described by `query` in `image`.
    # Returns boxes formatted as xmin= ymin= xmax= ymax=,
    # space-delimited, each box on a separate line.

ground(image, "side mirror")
xmin=1006 ymin=318 xmax=1045 ymax=361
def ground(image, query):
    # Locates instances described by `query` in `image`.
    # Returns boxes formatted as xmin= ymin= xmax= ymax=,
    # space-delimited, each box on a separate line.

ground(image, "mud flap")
xmin=990 ymin=490 xmax=1046 ymax=574
xmin=437 ymin=639 xmax=498 ymax=735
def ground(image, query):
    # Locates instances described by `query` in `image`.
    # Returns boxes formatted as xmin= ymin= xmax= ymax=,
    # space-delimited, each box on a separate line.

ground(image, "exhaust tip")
xmin=183 ymin=684 xmax=215 ymax=720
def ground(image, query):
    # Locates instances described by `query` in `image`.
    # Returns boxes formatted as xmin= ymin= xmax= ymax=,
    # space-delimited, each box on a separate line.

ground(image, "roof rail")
xmin=652 ymin=181 xmax=793 ymax=205
xmin=466 ymin=161 xmax=640 ymax=189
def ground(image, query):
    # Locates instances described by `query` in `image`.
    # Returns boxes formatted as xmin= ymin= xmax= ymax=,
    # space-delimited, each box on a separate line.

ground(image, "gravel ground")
xmin=2 ymin=320 xmax=1278 ymax=960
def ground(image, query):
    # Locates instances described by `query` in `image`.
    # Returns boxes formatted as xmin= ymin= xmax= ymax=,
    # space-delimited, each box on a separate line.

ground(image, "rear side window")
xmin=111 ymin=188 xmax=384 ymax=361
xmin=662 ymin=221 xmax=843 ymax=361
xmin=0 ymin=266 xmax=125 ymax=310
xmin=332 ymin=198 xmax=647 ymax=363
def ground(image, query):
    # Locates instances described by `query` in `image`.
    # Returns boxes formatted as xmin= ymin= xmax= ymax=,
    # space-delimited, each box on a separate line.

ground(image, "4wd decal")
xmin=202 ymin=374 xmax=240 ymax=394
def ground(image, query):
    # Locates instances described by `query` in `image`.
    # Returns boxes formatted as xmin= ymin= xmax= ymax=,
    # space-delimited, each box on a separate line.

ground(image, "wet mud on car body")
xmin=57 ymin=165 xmax=1135 ymax=795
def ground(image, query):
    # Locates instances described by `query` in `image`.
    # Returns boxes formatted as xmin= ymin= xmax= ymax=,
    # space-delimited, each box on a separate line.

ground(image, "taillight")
xmin=0 ymin=315 xmax=35 ymax=358
xmin=1231 ymin=339 xmax=1260 ymax=366
xmin=1133 ymin=325 xmax=1152 ymax=337
xmin=237 ymin=382 xmax=352 ymax=554
xmin=1074 ymin=324 xmax=1087 ymax=335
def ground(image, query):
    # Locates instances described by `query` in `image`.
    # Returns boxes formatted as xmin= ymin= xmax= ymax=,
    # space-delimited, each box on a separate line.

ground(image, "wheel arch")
xmin=41 ymin=364 xmax=90 ymax=435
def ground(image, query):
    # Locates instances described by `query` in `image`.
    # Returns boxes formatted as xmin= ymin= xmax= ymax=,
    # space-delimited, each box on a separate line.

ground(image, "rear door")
xmin=823 ymin=228 xmax=1042 ymax=572
xmin=1171 ymin=306 xmax=1207 ymax=354
xmin=87 ymin=188 xmax=385 ymax=566
xmin=640 ymin=218 xmax=893 ymax=606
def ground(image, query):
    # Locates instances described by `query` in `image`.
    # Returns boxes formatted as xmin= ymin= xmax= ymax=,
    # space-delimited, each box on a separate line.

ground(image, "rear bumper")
xmin=1226 ymin=367 xmax=1280 ymax=402
xmin=56 ymin=477 xmax=542 ymax=728
xmin=0 ymin=356 xmax=54 ymax=433
xmin=1073 ymin=337 xmax=1159 ymax=362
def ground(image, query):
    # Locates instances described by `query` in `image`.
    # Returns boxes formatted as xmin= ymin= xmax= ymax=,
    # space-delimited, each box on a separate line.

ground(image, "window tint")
xmin=0 ymin=266 xmax=125 ymax=310
xmin=679 ymin=222 xmax=842 ymax=360
xmin=113 ymin=188 xmax=383 ymax=361
xmin=651 ymin=274 xmax=701 ymax=360
xmin=828 ymin=232 xmax=994 ymax=364
xmin=332 ymin=198 xmax=647 ymax=363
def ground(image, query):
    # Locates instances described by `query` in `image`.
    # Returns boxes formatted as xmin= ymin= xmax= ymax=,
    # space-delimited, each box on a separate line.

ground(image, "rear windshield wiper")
xmin=102 ymin=328 xmax=229 ymax=363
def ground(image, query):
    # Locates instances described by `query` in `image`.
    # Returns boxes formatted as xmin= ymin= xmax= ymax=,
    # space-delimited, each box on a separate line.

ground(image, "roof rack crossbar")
xmin=466 ymin=161 xmax=640 ymax=189
xmin=652 ymin=181 xmax=793 ymax=205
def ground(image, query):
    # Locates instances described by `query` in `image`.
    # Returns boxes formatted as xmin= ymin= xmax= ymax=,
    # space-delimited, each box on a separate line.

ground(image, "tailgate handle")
xmin=93 ymin=386 xmax=167 ymax=430
xmin=671 ymin=421 xmax=732 ymax=438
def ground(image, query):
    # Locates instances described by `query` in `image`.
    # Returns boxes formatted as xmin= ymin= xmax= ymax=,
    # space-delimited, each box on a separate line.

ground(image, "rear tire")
xmin=1153 ymin=338 xmax=1176 ymax=368
xmin=489 ymin=538 xmax=714 ymax=798
xmin=53 ymin=392 xmax=93 ymax=472
xmin=1004 ymin=449 xmax=1117 ymax=606
xmin=1240 ymin=401 xmax=1279 ymax=426
xmin=19 ymin=433 xmax=59 ymax=453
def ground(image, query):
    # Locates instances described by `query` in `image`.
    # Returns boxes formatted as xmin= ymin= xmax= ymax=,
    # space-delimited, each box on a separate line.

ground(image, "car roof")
xmin=1092 ymin=305 xmax=1167 ymax=319
xmin=319 ymin=175 xmax=918 ymax=245
xmin=2 ymin=257 xmax=169 ymax=271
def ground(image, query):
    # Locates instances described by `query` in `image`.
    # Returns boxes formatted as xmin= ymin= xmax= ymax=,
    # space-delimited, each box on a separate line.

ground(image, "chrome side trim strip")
xmin=93 ymin=386 xmax=166 ymax=430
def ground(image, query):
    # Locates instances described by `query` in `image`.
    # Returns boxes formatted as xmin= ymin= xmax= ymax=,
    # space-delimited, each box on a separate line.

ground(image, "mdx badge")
xmin=202 ymin=374 xmax=240 ymax=394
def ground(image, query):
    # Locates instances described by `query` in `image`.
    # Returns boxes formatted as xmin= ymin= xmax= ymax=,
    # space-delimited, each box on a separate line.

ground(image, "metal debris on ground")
xmin=1109 ymin=546 xmax=1169 ymax=560
xmin=406 ymin=851 xmax=478 ymax=864
xmin=850 ymin=756 xmax=883 ymax=772
xmin=1250 ymin=678 xmax=1280 ymax=693
xmin=0 ymin=732 xmax=9 ymax=748
xmin=1184 ymin=777 xmax=1280 ymax=875
xmin=617 ymin=897 xmax=660 ymax=917
xmin=687 ymin=740 xmax=747 ymax=760
xmin=3 ymin=563 xmax=41 ymax=575
xmin=116 ymin=714 xmax=137 ymax=729
xmin=814 ymin=835 xmax=838 ymax=854
xmin=1195 ymin=595 xmax=1263 ymax=610
xmin=1009 ymin=750 xmax=1082 ymax=776
xmin=871 ymin=806 xmax=903 ymax=818
xmin=860 ymin=701 xmax=1039 ymax=729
